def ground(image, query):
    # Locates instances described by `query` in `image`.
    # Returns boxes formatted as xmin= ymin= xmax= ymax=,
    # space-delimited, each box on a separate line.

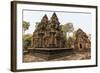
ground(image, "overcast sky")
xmin=23 ymin=10 xmax=92 ymax=35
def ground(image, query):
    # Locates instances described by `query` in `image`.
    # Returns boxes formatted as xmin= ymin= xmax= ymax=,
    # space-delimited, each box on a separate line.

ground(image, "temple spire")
xmin=50 ymin=12 xmax=60 ymax=25
xmin=41 ymin=14 xmax=48 ymax=23
xmin=51 ymin=12 xmax=58 ymax=20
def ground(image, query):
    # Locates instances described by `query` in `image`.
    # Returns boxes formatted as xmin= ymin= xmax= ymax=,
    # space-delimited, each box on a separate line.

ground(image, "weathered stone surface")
xmin=32 ymin=13 xmax=66 ymax=49
xmin=74 ymin=28 xmax=91 ymax=50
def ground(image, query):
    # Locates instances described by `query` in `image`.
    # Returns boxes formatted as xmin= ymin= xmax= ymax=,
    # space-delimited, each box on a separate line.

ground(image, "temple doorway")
xmin=80 ymin=44 xmax=82 ymax=49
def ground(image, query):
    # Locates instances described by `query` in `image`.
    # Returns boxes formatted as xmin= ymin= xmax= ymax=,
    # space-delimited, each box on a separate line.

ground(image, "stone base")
xmin=28 ymin=48 xmax=73 ymax=60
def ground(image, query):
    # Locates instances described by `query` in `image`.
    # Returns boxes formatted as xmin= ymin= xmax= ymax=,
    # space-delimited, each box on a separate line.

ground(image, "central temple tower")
xmin=32 ymin=13 xmax=66 ymax=49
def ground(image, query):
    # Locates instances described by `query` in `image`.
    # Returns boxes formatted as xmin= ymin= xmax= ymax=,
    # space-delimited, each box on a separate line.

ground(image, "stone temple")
xmin=32 ymin=13 xmax=67 ymax=50
xmin=24 ymin=13 xmax=91 ymax=61
xmin=74 ymin=28 xmax=91 ymax=51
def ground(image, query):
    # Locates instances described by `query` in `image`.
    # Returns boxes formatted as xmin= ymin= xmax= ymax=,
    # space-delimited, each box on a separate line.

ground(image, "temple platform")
xmin=28 ymin=48 xmax=72 ymax=51
xmin=27 ymin=48 xmax=74 ymax=60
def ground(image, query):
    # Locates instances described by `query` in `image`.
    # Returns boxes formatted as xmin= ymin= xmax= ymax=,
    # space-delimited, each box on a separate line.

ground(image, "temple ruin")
xmin=23 ymin=13 xmax=91 ymax=62
xmin=32 ymin=13 xmax=67 ymax=50
xmin=74 ymin=28 xmax=91 ymax=50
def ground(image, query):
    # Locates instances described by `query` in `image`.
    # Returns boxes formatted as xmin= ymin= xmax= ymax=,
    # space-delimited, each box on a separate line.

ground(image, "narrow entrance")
xmin=80 ymin=44 xmax=82 ymax=48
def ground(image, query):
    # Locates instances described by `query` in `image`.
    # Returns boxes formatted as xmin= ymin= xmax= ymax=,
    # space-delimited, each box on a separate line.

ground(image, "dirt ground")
xmin=23 ymin=49 xmax=91 ymax=62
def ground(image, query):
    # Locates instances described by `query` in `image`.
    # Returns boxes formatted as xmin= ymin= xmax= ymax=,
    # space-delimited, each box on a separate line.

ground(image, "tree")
xmin=61 ymin=23 xmax=74 ymax=48
xmin=73 ymin=31 xmax=76 ymax=41
xmin=67 ymin=37 xmax=74 ymax=48
xmin=23 ymin=21 xmax=30 ymax=52
xmin=23 ymin=21 xmax=30 ymax=33
xmin=62 ymin=23 xmax=74 ymax=40
xmin=23 ymin=34 xmax=32 ymax=50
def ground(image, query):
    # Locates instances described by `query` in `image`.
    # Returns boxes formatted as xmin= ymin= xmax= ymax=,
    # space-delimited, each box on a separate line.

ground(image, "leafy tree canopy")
xmin=23 ymin=21 xmax=30 ymax=32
